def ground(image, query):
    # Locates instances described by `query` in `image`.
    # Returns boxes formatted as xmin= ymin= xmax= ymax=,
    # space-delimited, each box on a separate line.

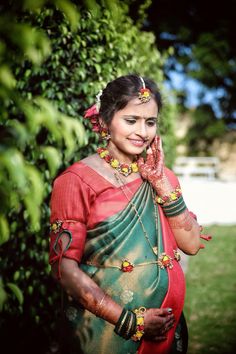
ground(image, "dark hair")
xmin=99 ymin=74 xmax=162 ymax=124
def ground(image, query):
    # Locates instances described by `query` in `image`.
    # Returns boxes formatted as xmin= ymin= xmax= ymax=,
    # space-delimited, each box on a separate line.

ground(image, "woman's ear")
xmin=98 ymin=117 xmax=108 ymax=130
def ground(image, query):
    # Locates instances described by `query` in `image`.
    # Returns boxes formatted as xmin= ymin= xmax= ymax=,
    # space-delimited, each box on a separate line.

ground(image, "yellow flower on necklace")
xmin=131 ymin=162 xmax=139 ymax=173
xmin=100 ymin=150 xmax=109 ymax=158
xmin=97 ymin=146 xmax=138 ymax=176
xmin=111 ymin=159 xmax=119 ymax=168
xmin=121 ymin=163 xmax=129 ymax=174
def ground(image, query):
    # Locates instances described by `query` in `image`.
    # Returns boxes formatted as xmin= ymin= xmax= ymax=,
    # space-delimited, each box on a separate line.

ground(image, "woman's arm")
xmin=138 ymin=136 xmax=202 ymax=255
xmin=51 ymin=257 xmax=123 ymax=324
xmin=165 ymin=209 xmax=201 ymax=255
xmin=51 ymin=256 xmax=175 ymax=341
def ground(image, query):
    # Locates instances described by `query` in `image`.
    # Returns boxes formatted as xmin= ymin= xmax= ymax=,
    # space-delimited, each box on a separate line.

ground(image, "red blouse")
xmin=49 ymin=161 xmax=142 ymax=265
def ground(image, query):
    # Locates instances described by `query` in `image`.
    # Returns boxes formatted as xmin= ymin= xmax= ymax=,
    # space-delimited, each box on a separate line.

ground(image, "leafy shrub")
xmin=0 ymin=0 xmax=177 ymax=352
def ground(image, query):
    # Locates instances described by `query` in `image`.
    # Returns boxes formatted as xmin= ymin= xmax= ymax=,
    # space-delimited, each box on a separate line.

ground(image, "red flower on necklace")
xmin=121 ymin=259 xmax=134 ymax=272
xmin=157 ymin=253 xmax=173 ymax=269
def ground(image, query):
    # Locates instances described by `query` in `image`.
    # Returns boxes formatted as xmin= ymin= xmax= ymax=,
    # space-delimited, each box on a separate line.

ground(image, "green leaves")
xmin=40 ymin=146 xmax=62 ymax=177
xmin=55 ymin=0 xmax=80 ymax=30
xmin=0 ymin=65 xmax=16 ymax=89
xmin=0 ymin=215 xmax=9 ymax=246
xmin=6 ymin=283 xmax=24 ymax=306
xmin=0 ymin=1 xmax=176 ymax=351
xmin=0 ymin=280 xmax=24 ymax=312
xmin=0 ymin=280 xmax=7 ymax=311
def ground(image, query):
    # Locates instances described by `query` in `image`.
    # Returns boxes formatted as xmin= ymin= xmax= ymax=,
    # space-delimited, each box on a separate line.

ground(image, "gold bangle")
xmin=94 ymin=294 xmax=107 ymax=317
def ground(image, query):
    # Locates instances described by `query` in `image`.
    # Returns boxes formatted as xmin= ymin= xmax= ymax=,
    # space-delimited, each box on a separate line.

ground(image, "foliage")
xmin=184 ymin=104 xmax=226 ymax=155
xmin=185 ymin=224 xmax=236 ymax=354
xmin=130 ymin=0 xmax=236 ymax=129
xmin=0 ymin=0 xmax=176 ymax=352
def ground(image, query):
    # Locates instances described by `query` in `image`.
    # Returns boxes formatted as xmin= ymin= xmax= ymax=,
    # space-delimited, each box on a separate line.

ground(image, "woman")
xmin=49 ymin=74 xmax=209 ymax=354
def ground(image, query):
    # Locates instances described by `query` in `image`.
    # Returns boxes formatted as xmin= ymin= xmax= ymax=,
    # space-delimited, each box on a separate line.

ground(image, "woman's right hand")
xmin=143 ymin=308 xmax=175 ymax=341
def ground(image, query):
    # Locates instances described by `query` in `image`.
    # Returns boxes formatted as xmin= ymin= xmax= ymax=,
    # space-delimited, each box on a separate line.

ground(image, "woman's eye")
xmin=125 ymin=119 xmax=136 ymax=125
xmin=146 ymin=120 xmax=156 ymax=127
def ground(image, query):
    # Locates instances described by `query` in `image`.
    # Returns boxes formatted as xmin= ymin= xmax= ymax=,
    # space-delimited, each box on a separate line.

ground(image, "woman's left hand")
xmin=137 ymin=136 xmax=173 ymax=196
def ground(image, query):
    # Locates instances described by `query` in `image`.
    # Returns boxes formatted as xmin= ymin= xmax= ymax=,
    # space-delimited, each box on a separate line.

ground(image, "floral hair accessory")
xmin=84 ymin=104 xmax=100 ymax=132
xmin=96 ymin=89 xmax=103 ymax=112
xmin=84 ymin=89 xmax=107 ymax=136
xmin=138 ymin=76 xmax=151 ymax=103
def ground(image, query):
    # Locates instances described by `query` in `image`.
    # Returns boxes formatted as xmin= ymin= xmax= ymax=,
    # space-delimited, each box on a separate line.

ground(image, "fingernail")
xmin=167 ymin=308 xmax=172 ymax=313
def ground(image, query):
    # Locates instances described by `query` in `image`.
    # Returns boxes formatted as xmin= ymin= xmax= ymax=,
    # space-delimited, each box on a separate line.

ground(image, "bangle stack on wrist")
xmin=155 ymin=187 xmax=182 ymax=205
xmin=161 ymin=195 xmax=187 ymax=217
xmin=114 ymin=309 xmax=136 ymax=340
xmin=114 ymin=306 xmax=147 ymax=341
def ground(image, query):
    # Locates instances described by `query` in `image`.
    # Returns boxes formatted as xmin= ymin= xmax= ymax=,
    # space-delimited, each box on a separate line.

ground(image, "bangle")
xmin=131 ymin=306 xmax=146 ymax=341
xmin=114 ymin=309 xmax=136 ymax=340
xmin=161 ymin=195 xmax=187 ymax=217
xmin=94 ymin=294 xmax=107 ymax=317
xmin=155 ymin=187 xmax=182 ymax=205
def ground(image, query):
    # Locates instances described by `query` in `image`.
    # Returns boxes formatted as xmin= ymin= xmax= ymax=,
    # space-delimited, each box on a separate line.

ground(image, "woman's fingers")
xmin=145 ymin=146 xmax=155 ymax=166
xmin=138 ymin=136 xmax=165 ymax=181
xmin=149 ymin=136 xmax=164 ymax=176
xmin=143 ymin=308 xmax=175 ymax=340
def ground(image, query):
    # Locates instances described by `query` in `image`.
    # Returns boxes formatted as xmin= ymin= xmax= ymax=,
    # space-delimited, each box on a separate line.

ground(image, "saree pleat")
xmin=62 ymin=181 xmax=185 ymax=354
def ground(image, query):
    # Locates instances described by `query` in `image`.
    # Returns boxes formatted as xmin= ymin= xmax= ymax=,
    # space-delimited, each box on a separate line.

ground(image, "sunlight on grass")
xmin=184 ymin=225 xmax=236 ymax=354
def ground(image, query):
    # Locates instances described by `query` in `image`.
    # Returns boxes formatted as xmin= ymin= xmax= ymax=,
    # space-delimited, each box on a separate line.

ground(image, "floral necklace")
xmin=114 ymin=172 xmax=159 ymax=257
xmin=97 ymin=146 xmax=139 ymax=177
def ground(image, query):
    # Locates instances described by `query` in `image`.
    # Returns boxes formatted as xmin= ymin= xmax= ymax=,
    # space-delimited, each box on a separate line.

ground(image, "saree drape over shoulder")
xmin=49 ymin=162 xmax=186 ymax=354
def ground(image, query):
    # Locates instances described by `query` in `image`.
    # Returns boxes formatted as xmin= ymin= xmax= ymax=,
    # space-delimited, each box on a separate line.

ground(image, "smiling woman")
xmin=48 ymin=74 xmax=207 ymax=354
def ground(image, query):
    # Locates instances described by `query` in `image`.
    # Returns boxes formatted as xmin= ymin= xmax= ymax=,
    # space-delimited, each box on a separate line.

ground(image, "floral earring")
xmin=100 ymin=128 xmax=111 ymax=141
xmin=99 ymin=118 xmax=111 ymax=141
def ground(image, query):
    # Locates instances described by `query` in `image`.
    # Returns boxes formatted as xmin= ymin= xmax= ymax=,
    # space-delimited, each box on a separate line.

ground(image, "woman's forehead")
xmin=119 ymin=97 xmax=158 ymax=116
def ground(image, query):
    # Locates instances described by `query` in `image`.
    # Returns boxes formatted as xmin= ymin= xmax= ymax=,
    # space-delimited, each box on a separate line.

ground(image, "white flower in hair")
xmin=96 ymin=89 xmax=103 ymax=112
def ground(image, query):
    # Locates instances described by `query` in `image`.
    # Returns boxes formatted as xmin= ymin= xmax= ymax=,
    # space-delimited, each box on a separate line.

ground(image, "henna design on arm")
xmin=167 ymin=209 xmax=196 ymax=231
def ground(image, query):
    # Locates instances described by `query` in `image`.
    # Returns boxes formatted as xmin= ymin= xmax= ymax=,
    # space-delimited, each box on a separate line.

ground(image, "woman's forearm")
xmin=51 ymin=258 xmax=123 ymax=324
xmin=166 ymin=209 xmax=201 ymax=255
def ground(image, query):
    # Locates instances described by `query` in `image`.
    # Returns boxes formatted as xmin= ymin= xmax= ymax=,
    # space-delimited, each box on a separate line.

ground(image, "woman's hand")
xmin=143 ymin=308 xmax=175 ymax=341
xmin=138 ymin=135 xmax=163 ymax=179
xmin=138 ymin=136 xmax=174 ymax=196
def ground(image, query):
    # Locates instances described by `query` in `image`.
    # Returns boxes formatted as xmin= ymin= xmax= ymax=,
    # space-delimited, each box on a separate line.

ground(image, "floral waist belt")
xmin=84 ymin=250 xmax=181 ymax=273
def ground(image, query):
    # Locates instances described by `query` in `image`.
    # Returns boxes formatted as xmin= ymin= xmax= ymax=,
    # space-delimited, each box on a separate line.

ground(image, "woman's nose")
xmin=136 ymin=121 xmax=148 ymax=138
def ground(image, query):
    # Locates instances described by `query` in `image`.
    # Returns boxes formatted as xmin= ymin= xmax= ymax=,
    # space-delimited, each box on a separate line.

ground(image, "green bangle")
xmin=114 ymin=309 xmax=128 ymax=336
xmin=162 ymin=196 xmax=187 ymax=217
xmin=114 ymin=309 xmax=136 ymax=340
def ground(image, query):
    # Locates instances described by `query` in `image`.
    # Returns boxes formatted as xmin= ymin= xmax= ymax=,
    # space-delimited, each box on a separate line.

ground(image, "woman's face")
xmin=106 ymin=97 xmax=158 ymax=163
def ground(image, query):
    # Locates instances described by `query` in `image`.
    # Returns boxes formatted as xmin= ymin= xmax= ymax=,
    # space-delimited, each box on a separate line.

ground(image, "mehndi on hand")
xmin=137 ymin=136 xmax=178 ymax=201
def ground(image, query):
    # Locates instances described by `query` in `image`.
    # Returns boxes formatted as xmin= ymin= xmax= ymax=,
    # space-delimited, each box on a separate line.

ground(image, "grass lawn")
xmin=184 ymin=224 xmax=236 ymax=354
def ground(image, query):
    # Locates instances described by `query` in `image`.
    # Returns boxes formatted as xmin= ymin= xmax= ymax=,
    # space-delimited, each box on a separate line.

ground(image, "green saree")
xmin=61 ymin=180 xmax=185 ymax=354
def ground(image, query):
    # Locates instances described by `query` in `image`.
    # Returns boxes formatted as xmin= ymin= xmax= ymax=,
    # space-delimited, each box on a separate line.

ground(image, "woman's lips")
xmin=128 ymin=139 xmax=146 ymax=147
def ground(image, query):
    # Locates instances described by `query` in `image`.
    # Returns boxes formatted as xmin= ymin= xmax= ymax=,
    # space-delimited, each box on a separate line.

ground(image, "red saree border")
xmin=138 ymin=208 xmax=186 ymax=354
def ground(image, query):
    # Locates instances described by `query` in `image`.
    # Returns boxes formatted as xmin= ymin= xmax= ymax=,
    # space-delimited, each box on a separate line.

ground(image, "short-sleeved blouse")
xmin=49 ymin=161 xmax=142 ymax=265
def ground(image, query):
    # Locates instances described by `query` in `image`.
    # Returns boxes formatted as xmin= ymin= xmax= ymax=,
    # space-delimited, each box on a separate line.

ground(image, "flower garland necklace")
xmin=114 ymin=172 xmax=159 ymax=257
xmin=97 ymin=146 xmax=139 ymax=177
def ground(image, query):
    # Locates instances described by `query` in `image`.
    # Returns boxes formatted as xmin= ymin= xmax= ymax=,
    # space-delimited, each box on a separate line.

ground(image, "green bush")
xmin=0 ymin=0 xmax=177 ymax=352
